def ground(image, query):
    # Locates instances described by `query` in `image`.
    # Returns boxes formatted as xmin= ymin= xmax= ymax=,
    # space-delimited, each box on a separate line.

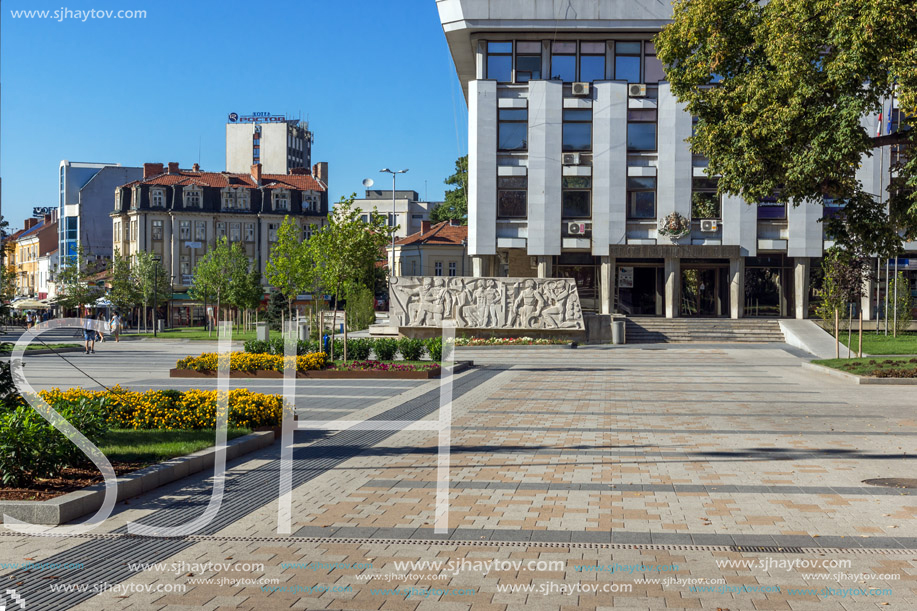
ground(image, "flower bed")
xmin=812 ymin=357 xmax=917 ymax=378
xmin=455 ymin=337 xmax=569 ymax=346
xmin=176 ymin=351 xmax=327 ymax=373
xmin=330 ymin=360 xmax=439 ymax=372
xmin=37 ymin=387 xmax=283 ymax=430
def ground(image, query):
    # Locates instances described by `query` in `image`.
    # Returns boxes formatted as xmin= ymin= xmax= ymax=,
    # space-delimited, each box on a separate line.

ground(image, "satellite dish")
xmin=362 ymin=178 xmax=374 ymax=187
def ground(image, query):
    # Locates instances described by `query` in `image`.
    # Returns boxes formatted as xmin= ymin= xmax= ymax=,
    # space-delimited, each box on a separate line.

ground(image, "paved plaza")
xmin=1 ymin=340 xmax=916 ymax=610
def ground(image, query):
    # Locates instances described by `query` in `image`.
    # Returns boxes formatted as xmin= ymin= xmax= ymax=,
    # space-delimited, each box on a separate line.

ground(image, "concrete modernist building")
xmin=226 ymin=113 xmax=313 ymax=175
xmin=59 ymin=161 xmax=143 ymax=261
xmin=388 ymin=220 xmax=470 ymax=277
xmin=351 ymin=190 xmax=437 ymax=240
xmin=111 ymin=161 xmax=328 ymax=325
xmin=437 ymin=0 xmax=915 ymax=319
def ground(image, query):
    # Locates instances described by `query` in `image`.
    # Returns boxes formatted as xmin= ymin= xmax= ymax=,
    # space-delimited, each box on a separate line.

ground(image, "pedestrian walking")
xmin=25 ymin=312 xmax=32 ymax=330
xmin=83 ymin=315 xmax=97 ymax=354
xmin=110 ymin=312 xmax=123 ymax=342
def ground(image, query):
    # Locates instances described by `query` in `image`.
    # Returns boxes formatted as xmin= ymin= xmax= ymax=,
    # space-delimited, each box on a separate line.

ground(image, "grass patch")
xmin=99 ymin=428 xmax=252 ymax=465
xmin=0 ymin=343 xmax=81 ymax=352
xmin=136 ymin=326 xmax=279 ymax=342
xmin=812 ymin=356 xmax=917 ymax=378
xmin=836 ymin=331 xmax=917 ymax=355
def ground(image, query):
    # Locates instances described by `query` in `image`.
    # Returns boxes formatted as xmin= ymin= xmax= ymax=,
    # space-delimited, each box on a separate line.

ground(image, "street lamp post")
xmin=379 ymin=168 xmax=408 ymax=276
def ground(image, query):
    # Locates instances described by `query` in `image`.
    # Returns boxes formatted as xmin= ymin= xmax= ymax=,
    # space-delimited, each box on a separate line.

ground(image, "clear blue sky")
xmin=0 ymin=0 xmax=468 ymax=227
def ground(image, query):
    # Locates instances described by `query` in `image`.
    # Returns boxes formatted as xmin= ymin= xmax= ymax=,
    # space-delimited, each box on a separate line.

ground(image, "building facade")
xmin=111 ymin=161 xmax=328 ymax=324
xmin=351 ymin=190 xmax=437 ymax=240
xmin=389 ymin=220 xmax=470 ymax=277
xmin=37 ymin=249 xmax=59 ymax=301
xmin=226 ymin=115 xmax=313 ymax=175
xmin=437 ymin=0 xmax=916 ymax=319
xmin=59 ymin=161 xmax=143 ymax=261
xmin=14 ymin=214 xmax=58 ymax=298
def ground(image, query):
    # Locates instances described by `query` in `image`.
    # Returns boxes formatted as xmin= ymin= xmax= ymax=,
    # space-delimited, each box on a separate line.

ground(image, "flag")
xmin=877 ymin=107 xmax=884 ymax=136
xmin=887 ymin=102 xmax=894 ymax=135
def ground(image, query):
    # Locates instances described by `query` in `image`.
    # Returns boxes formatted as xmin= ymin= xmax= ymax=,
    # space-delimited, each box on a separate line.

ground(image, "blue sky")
xmin=0 ymin=0 xmax=468 ymax=226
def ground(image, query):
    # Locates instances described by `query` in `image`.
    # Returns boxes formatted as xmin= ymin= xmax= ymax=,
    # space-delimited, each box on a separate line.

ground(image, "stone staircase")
xmin=624 ymin=317 xmax=786 ymax=344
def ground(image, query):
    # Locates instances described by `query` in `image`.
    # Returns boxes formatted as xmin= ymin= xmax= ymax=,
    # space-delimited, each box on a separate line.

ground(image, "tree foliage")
xmin=108 ymin=249 xmax=140 ymax=314
xmin=429 ymin=155 xmax=468 ymax=224
xmin=656 ymin=0 xmax=917 ymax=252
xmin=54 ymin=245 xmax=104 ymax=312
xmin=265 ymin=216 xmax=310 ymax=318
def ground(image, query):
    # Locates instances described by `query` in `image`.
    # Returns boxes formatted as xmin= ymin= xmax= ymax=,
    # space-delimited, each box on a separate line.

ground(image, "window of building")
xmin=562 ymin=177 xmax=592 ymax=218
xmin=183 ymin=188 xmax=202 ymax=209
xmin=216 ymin=222 xmax=227 ymax=239
xmin=273 ymin=190 xmax=290 ymax=212
xmin=238 ymin=189 xmax=250 ymax=210
xmin=691 ymin=177 xmax=721 ymax=218
xmin=487 ymin=41 xmax=513 ymax=82
xmin=152 ymin=220 xmax=163 ymax=240
xmin=268 ymin=223 xmax=279 ymax=242
xmin=627 ymin=177 xmax=656 ymax=219
xmin=360 ymin=214 xmax=368 ymax=223
xmin=757 ymin=196 xmax=786 ymax=220
xmin=498 ymin=108 xmax=528 ymax=151
xmin=614 ymin=41 xmax=642 ymax=83
xmin=550 ymin=41 xmax=577 ymax=81
xmin=411 ymin=214 xmax=423 ymax=220
xmin=179 ymin=221 xmax=191 ymax=240
xmin=130 ymin=220 xmax=138 ymax=242
xmin=434 ymin=261 xmax=443 ymax=276
xmin=627 ymin=109 xmax=657 ymax=151
xmin=245 ymin=222 xmax=255 ymax=242
xmin=515 ymin=41 xmax=542 ymax=82
xmin=579 ymin=41 xmax=606 ymax=82
xmin=643 ymin=41 xmax=665 ymax=83
xmin=151 ymin=188 xmax=165 ymax=208
xmin=497 ymin=176 xmax=527 ymax=218
xmin=562 ymin=109 xmax=592 ymax=151
xmin=113 ymin=222 xmax=120 ymax=244
xmin=221 ymin=190 xmax=235 ymax=210
xmin=194 ymin=221 xmax=206 ymax=241
xmin=180 ymin=256 xmax=190 ymax=276
xmin=449 ymin=261 xmax=457 ymax=276
xmin=230 ymin=222 xmax=241 ymax=242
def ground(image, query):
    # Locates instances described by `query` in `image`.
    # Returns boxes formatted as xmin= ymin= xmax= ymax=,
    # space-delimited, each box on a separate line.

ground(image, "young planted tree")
xmin=227 ymin=243 xmax=262 ymax=330
xmin=429 ymin=155 xmax=468 ymax=224
xmin=265 ymin=216 xmax=309 ymax=320
xmin=656 ymin=0 xmax=917 ymax=252
xmin=54 ymin=245 xmax=104 ymax=315
xmin=132 ymin=251 xmax=171 ymax=333
xmin=189 ymin=238 xmax=233 ymax=337
xmin=311 ymin=195 xmax=391 ymax=360
xmin=818 ymin=248 xmax=873 ymax=357
xmin=108 ymin=249 xmax=140 ymax=323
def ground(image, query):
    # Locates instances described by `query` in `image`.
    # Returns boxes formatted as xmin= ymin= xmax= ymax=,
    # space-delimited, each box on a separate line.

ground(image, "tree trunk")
xmin=858 ymin=308 xmax=863 ymax=358
xmin=847 ymin=305 xmax=853 ymax=359
xmin=834 ymin=308 xmax=839 ymax=359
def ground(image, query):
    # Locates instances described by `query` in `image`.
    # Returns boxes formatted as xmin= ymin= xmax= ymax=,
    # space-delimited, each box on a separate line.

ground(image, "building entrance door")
xmin=616 ymin=264 xmax=663 ymax=316
xmin=681 ymin=264 xmax=728 ymax=317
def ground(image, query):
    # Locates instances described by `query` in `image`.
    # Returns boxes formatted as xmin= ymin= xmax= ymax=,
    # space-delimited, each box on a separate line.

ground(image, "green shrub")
xmin=373 ymin=338 xmax=398 ymax=361
xmin=297 ymin=339 xmax=319 ymax=355
xmin=348 ymin=338 xmax=373 ymax=360
xmin=345 ymin=285 xmax=376 ymax=332
xmin=398 ymin=337 xmax=426 ymax=361
xmin=244 ymin=339 xmax=270 ymax=354
xmin=426 ymin=337 xmax=443 ymax=362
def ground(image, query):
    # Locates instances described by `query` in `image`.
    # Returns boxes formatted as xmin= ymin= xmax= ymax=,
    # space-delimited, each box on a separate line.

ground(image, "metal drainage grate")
xmin=731 ymin=545 xmax=804 ymax=553
xmin=863 ymin=478 xmax=917 ymax=489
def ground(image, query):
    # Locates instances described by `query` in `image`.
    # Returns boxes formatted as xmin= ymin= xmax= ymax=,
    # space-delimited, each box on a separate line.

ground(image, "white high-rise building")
xmin=225 ymin=112 xmax=313 ymax=175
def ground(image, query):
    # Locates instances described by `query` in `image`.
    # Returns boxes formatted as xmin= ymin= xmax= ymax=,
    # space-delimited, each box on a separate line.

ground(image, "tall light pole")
xmin=380 ymin=168 xmax=408 ymax=276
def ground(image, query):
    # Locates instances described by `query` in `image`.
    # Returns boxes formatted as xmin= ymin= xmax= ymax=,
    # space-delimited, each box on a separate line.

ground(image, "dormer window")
xmin=238 ymin=189 xmax=250 ymax=210
xmin=183 ymin=187 xmax=202 ymax=209
xmin=272 ymin=189 xmax=290 ymax=212
xmin=151 ymin=188 xmax=165 ymax=208
xmin=221 ymin=189 xmax=235 ymax=210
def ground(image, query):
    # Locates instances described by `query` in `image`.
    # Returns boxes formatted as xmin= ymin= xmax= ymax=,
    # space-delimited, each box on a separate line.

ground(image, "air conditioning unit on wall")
xmin=566 ymin=222 xmax=592 ymax=235
xmin=571 ymin=82 xmax=591 ymax=96
xmin=628 ymin=83 xmax=648 ymax=97
xmin=700 ymin=219 xmax=719 ymax=232
xmin=562 ymin=152 xmax=581 ymax=165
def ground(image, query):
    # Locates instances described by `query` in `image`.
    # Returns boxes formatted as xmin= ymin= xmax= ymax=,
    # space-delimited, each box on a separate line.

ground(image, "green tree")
xmin=132 ymin=251 xmax=171 ymax=333
xmin=655 ymin=0 xmax=917 ymax=253
xmin=189 ymin=238 xmax=233 ymax=337
xmin=108 ymin=249 xmax=140 ymax=316
xmin=429 ymin=155 xmax=468 ymax=224
xmin=227 ymin=244 xmax=262 ymax=330
xmin=816 ymin=247 xmax=872 ymax=356
xmin=265 ymin=216 xmax=308 ymax=319
xmin=311 ymin=195 xmax=391 ymax=359
xmin=54 ymin=245 xmax=104 ymax=314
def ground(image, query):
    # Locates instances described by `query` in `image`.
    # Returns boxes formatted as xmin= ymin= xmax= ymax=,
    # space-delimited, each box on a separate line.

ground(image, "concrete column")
xmin=794 ymin=257 xmax=810 ymax=319
xmin=656 ymin=83 xmax=693 ymax=225
xmin=664 ymin=256 xmax=680 ymax=318
xmin=527 ymin=80 xmax=563 ymax=257
xmin=729 ymin=257 xmax=745 ymax=319
xmin=471 ymin=255 xmax=490 ymax=278
xmin=536 ymin=256 xmax=553 ymax=279
xmin=592 ymin=82 xmax=628 ymax=255
xmin=468 ymin=80 xmax=497 ymax=257
xmin=599 ymin=256 xmax=616 ymax=315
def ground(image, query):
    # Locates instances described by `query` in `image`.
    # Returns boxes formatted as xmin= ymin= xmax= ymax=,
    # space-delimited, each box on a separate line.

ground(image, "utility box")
xmin=298 ymin=321 xmax=310 ymax=342
xmin=256 ymin=322 xmax=269 ymax=341
xmin=612 ymin=320 xmax=626 ymax=345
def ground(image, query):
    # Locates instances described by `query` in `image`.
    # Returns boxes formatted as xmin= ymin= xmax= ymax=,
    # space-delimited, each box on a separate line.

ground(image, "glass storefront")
xmin=745 ymin=255 xmax=793 ymax=317
xmin=616 ymin=260 xmax=663 ymax=316
xmin=681 ymin=262 xmax=729 ymax=317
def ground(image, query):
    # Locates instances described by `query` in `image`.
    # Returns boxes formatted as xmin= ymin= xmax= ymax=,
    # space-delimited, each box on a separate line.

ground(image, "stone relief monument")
xmin=389 ymin=276 xmax=585 ymax=330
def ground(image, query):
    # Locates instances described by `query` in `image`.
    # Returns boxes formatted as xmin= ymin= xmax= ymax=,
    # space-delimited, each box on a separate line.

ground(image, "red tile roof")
xmin=395 ymin=221 xmax=468 ymax=246
xmin=128 ymin=168 xmax=326 ymax=191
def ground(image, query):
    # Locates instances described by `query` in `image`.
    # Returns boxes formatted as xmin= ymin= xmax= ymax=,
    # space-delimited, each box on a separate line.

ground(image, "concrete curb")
xmin=0 ymin=431 xmax=275 ymax=525
xmin=801 ymin=362 xmax=917 ymax=385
